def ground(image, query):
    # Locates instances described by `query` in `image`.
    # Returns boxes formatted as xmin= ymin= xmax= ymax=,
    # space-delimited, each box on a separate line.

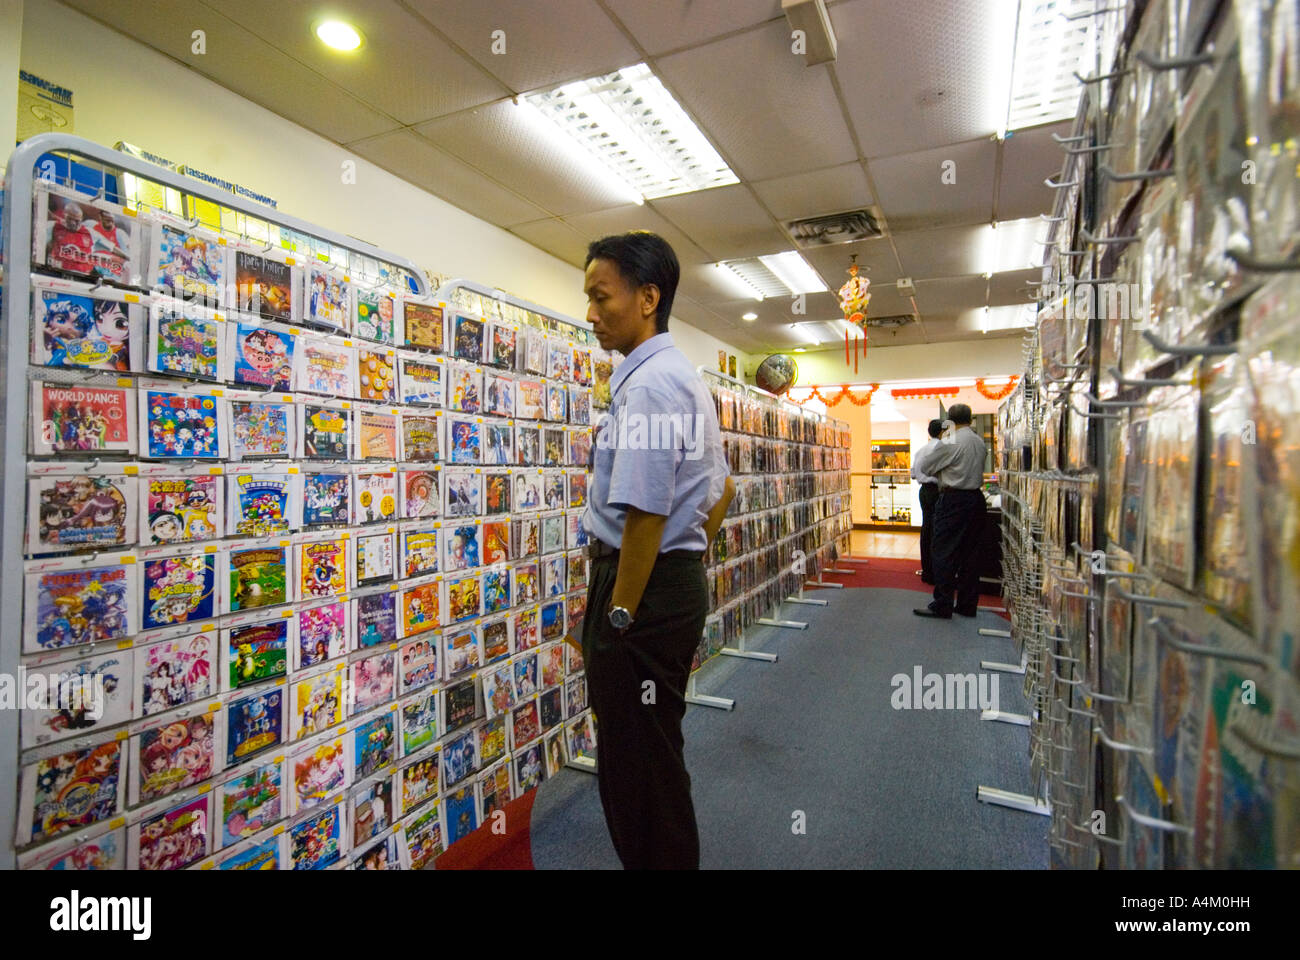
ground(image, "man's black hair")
xmin=928 ymin=418 xmax=944 ymax=438
xmin=585 ymin=231 xmax=679 ymax=333
xmin=948 ymin=403 xmax=973 ymax=425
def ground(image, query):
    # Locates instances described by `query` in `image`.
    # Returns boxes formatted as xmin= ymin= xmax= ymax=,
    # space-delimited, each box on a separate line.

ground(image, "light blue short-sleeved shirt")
xmin=582 ymin=333 xmax=730 ymax=553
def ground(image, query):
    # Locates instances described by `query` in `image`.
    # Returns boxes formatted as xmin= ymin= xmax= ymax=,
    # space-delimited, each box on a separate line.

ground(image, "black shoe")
xmin=913 ymin=607 xmax=952 ymax=620
xmin=955 ymin=608 xmax=978 ymax=618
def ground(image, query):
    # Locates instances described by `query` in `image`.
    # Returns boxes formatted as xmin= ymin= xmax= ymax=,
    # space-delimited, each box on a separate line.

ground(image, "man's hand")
xmin=702 ymin=475 xmax=735 ymax=549
xmin=610 ymin=507 xmax=667 ymax=622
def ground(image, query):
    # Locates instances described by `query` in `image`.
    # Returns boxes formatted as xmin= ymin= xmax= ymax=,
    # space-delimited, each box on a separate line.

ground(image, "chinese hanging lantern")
xmin=838 ymin=255 xmax=871 ymax=373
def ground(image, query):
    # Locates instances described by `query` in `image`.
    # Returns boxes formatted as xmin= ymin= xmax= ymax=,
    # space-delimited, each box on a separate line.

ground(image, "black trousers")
xmin=582 ymin=552 xmax=707 ymax=870
xmin=931 ymin=489 xmax=986 ymax=615
xmin=918 ymin=482 xmax=940 ymax=584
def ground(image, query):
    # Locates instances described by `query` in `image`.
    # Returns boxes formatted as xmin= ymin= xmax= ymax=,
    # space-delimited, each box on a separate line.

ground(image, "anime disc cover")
xmin=133 ymin=713 xmax=219 ymax=804
xmin=229 ymin=398 xmax=293 ymax=459
xmin=18 ymin=740 xmax=126 ymax=843
xmin=31 ymin=382 xmax=135 ymax=456
xmin=27 ymin=474 xmax=135 ymax=553
xmin=231 ymin=322 xmax=294 ymax=391
xmin=147 ymin=305 xmax=223 ymax=380
xmin=142 ymin=551 xmax=218 ymax=629
xmin=135 ymin=630 xmax=216 ymax=718
xmin=32 ymin=282 xmax=141 ymax=372
xmin=228 ymin=472 xmax=295 ymax=538
xmin=24 ymin=558 xmax=138 ymax=653
xmin=217 ymin=758 xmax=283 ymax=849
xmin=141 ymin=473 xmax=221 ymax=545
xmin=20 ymin=648 xmax=133 ymax=749
xmin=140 ymin=389 xmax=222 ymax=459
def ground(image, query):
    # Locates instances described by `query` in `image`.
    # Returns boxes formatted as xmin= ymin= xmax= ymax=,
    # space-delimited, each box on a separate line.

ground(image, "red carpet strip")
xmin=806 ymin=556 xmax=1008 ymax=616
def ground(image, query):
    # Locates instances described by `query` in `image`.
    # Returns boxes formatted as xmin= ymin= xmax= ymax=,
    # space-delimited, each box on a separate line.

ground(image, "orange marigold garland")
xmin=788 ymin=383 xmax=880 ymax=407
xmin=974 ymin=376 xmax=1018 ymax=401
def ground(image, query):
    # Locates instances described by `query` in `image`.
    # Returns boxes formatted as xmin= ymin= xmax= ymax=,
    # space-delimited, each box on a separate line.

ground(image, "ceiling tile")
xmin=415 ymin=100 xmax=644 ymax=218
xmin=350 ymin=129 xmax=550 ymax=226
xmin=200 ymin=0 xmax=509 ymax=124
xmin=667 ymin=294 xmax=735 ymax=337
xmin=404 ymin=0 xmax=641 ymax=93
xmin=750 ymin=162 xmax=874 ymax=221
xmin=989 ymin=268 xmax=1042 ymax=307
xmin=891 ymin=224 xmax=989 ymax=280
xmin=997 ymin=121 xmax=1074 ymax=221
xmin=562 ymin=205 xmax=712 ymax=267
xmin=59 ymin=0 xmax=399 ymax=142
xmin=925 ymin=310 xmax=1033 ymax=340
xmin=830 ymin=0 xmax=1011 ymax=157
xmin=869 ymin=138 xmax=996 ymax=232
xmin=604 ymin=0 xmax=786 ymax=57
xmin=799 ymin=236 xmax=901 ymax=287
xmin=652 ymin=185 xmax=790 ymax=261
xmin=653 ymin=22 xmax=860 ymax=182
xmin=508 ymin=218 xmax=592 ymax=269
xmin=911 ymin=275 xmax=987 ymax=315
xmin=865 ymin=323 xmax=929 ymax=348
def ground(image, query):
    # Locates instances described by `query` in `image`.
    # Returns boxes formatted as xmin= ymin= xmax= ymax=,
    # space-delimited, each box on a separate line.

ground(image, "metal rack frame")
xmin=0 ymin=133 xmax=432 ymax=869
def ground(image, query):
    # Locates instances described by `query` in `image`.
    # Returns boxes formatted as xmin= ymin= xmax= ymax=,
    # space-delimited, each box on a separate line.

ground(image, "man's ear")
xmin=641 ymin=283 xmax=660 ymax=323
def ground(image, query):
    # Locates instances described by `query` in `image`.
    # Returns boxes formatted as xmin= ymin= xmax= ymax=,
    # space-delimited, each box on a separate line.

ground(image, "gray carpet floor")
xmin=530 ymin=586 xmax=1049 ymax=869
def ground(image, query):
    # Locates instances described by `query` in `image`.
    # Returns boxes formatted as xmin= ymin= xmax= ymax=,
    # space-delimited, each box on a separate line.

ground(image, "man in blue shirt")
xmin=580 ymin=231 xmax=734 ymax=869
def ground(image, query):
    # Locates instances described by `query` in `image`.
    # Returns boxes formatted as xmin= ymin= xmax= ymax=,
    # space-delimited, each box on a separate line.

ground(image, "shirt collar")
xmin=610 ymin=332 xmax=674 ymax=398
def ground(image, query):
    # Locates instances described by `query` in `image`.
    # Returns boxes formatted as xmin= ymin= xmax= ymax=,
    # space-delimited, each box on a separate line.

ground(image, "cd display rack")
xmin=1 ymin=133 xmax=606 ymax=871
xmin=692 ymin=369 xmax=852 ymax=709
xmin=987 ymin=0 xmax=1300 ymax=870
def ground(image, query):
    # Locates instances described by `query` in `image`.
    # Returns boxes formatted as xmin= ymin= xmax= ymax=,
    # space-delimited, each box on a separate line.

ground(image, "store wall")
xmin=1 ymin=0 xmax=21 ymax=154
xmin=834 ymin=401 xmax=871 ymax=527
xmin=15 ymin=0 xmax=746 ymax=370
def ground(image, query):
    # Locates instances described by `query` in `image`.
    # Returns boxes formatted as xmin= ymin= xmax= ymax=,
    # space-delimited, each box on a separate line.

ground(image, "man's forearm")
xmin=702 ymin=477 xmax=735 ymax=549
xmin=610 ymin=507 xmax=667 ymax=617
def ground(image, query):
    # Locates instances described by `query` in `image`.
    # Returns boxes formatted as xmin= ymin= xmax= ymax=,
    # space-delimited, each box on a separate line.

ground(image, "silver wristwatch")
xmin=608 ymin=605 xmax=633 ymax=630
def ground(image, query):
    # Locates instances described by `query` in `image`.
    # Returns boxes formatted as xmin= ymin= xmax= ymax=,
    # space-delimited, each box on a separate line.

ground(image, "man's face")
xmin=584 ymin=258 xmax=655 ymax=355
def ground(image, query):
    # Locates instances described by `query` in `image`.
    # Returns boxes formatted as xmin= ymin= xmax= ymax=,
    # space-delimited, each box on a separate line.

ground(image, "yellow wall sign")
xmin=18 ymin=70 xmax=74 ymax=142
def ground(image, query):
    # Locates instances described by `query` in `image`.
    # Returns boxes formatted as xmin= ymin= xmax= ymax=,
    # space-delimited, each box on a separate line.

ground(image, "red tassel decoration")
xmin=845 ymin=327 xmax=849 ymax=366
xmin=854 ymin=333 xmax=859 ymax=374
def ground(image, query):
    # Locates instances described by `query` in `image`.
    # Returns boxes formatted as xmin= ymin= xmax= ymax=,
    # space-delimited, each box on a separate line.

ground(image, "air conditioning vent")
xmin=784 ymin=207 xmax=885 ymax=247
xmin=864 ymin=314 xmax=914 ymax=329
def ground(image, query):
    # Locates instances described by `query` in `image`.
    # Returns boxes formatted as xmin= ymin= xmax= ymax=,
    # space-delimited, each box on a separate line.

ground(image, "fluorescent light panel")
xmin=714 ymin=262 xmax=770 ymax=301
xmin=758 ymin=251 xmax=829 ymax=294
xmin=788 ymin=320 xmax=842 ymax=344
xmin=1005 ymin=0 xmax=1098 ymax=132
xmin=718 ymin=251 xmax=826 ymax=299
xmin=524 ymin=63 xmax=739 ymax=200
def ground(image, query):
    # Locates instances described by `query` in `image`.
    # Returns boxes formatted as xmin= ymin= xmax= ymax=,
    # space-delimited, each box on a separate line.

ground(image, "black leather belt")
xmin=587 ymin=539 xmax=702 ymax=561
xmin=939 ymin=486 xmax=982 ymax=494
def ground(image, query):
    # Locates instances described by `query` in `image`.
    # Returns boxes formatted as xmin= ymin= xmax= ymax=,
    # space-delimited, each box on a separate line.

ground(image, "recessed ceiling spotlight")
xmin=742 ymin=312 xmax=758 ymax=321
xmin=316 ymin=20 xmax=363 ymax=52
